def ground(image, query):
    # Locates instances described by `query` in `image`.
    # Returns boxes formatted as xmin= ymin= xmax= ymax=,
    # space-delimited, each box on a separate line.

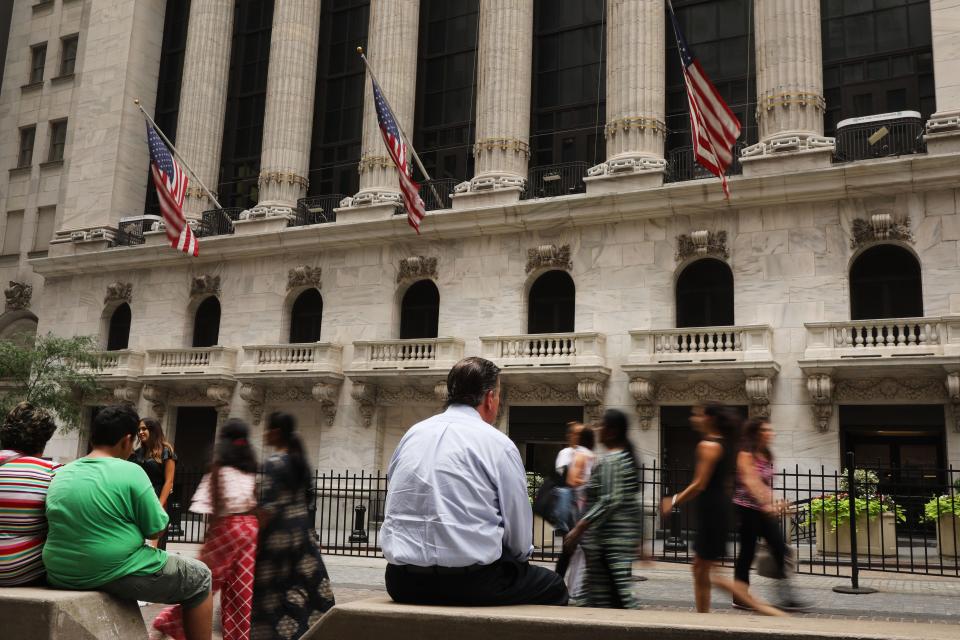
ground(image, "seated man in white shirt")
xmin=380 ymin=356 xmax=569 ymax=606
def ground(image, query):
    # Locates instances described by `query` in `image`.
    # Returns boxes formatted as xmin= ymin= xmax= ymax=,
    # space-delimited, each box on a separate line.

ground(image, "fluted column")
xmin=177 ymin=0 xmax=235 ymax=219
xmin=349 ymin=0 xmax=420 ymax=207
xmin=585 ymin=0 xmax=665 ymax=191
xmin=743 ymin=0 xmax=834 ymax=163
xmin=926 ymin=0 xmax=960 ymax=154
xmin=248 ymin=0 xmax=323 ymax=218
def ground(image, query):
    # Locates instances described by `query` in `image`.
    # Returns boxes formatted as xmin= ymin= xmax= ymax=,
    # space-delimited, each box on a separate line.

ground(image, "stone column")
xmin=926 ymin=0 xmax=960 ymax=154
xmin=177 ymin=0 xmax=235 ymax=219
xmin=585 ymin=0 xmax=666 ymax=195
xmin=741 ymin=0 xmax=834 ymax=176
xmin=451 ymin=0 xmax=533 ymax=210
xmin=248 ymin=0 xmax=323 ymax=219
xmin=347 ymin=0 xmax=420 ymax=211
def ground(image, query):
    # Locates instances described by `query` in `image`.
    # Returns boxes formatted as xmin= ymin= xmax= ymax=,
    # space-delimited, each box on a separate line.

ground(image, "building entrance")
xmin=508 ymin=405 xmax=584 ymax=477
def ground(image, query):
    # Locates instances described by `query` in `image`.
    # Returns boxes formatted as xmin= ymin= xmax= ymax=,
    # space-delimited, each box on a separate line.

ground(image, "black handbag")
xmin=532 ymin=473 xmax=562 ymax=524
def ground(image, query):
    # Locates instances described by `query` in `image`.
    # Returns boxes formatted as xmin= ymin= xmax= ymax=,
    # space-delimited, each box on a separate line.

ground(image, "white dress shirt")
xmin=380 ymin=404 xmax=534 ymax=567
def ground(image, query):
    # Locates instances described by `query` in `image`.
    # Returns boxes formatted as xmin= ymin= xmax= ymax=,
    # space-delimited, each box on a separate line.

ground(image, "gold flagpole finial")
xmin=133 ymin=98 xmax=140 ymax=106
xmin=356 ymin=46 xmax=364 ymax=55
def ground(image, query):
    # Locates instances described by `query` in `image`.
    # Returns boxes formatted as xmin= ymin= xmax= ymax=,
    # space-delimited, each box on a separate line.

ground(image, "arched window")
xmin=289 ymin=289 xmax=324 ymax=343
xmin=676 ymin=259 xmax=734 ymax=328
xmin=192 ymin=297 xmax=221 ymax=348
xmin=850 ymin=245 xmax=922 ymax=320
xmin=400 ymin=280 xmax=440 ymax=339
xmin=106 ymin=303 xmax=132 ymax=351
xmin=528 ymin=270 xmax=575 ymax=334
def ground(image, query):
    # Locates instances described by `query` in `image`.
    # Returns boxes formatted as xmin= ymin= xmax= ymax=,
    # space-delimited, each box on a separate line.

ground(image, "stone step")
xmin=0 ymin=587 xmax=146 ymax=640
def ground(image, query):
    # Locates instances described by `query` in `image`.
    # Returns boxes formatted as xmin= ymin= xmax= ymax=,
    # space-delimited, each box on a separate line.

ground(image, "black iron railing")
xmin=665 ymin=142 xmax=746 ymax=183
xmin=834 ymin=114 xmax=926 ymax=163
xmin=292 ymin=195 xmax=345 ymax=226
xmin=522 ymin=162 xmax=589 ymax=200
xmin=418 ymin=178 xmax=457 ymax=211
xmin=114 ymin=214 xmax=163 ymax=247
xmin=198 ymin=207 xmax=242 ymax=237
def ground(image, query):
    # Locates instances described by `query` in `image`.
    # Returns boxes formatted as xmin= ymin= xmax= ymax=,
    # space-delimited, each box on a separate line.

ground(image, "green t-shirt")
xmin=42 ymin=456 xmax=169 ymax=589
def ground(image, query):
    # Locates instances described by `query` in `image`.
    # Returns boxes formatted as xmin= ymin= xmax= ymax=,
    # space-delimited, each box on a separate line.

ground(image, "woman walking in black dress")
xmin=660 ymin=402 xmax=783 ymax=616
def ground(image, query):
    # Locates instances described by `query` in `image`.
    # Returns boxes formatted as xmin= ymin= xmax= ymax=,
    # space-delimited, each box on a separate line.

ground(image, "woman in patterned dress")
xmin=251 ymin=412 xmax=334 ymax=640
xmin=563 ymin=409 xmax=642 ymax=609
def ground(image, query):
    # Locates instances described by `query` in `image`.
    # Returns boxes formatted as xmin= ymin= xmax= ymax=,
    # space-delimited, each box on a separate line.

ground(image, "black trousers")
xmin=734 ymin=505 xmax=786 ymax=584
xmin=385 ymin=558 xmax=569 ymax=607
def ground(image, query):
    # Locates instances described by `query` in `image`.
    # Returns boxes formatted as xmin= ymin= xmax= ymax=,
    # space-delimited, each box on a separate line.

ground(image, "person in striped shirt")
xmin=0 ymin=402 xmax=58 ymax=586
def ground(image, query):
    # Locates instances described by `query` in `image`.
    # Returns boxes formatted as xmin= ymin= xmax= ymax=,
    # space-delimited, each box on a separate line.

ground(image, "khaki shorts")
xmin=99 ymin=554 xmax=211 ymax=610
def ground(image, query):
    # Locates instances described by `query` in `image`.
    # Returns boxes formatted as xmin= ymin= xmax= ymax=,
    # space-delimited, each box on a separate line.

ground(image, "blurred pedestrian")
xmin=553 ymin=422 xmax=586 ymax=534
xmin=564 ymin=409 xmax=641 ymax=609
xmin=251 ymin=412 xmax=334 ymax=640
xmin=733 ymin=417 xmax=810 ymax=611
xmin=660 ymin=402 xmax=783 ymax=616
xmin=153 ymin=419 xmax=259 ymax=640
xmin=558 ymin=424 xmax=596 ymax=600
xmin=129 ymin=417 xmax=177 ymax=550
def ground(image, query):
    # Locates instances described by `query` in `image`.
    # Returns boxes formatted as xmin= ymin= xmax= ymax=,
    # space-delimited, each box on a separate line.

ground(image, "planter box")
xmin=815 ymin=512 xmax=897 ymax=556
xmin=935 ymin=514 xmax=960 ymax=557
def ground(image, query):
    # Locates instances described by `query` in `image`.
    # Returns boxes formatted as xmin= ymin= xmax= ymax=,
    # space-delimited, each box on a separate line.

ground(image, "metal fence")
xmin=834 ymin=116 xmax=926 ymax=163
xmin=522 ymin=162 xmax=589 ymax=200
xmin=292 ymin=195 xmax=345 ymax=226
xmin=419 ymin=178 xmax=457 ymax=211
xmin=197 ymin=207 xmax=242 ymax=237
xmin=165 ymin=462 xmax=960 ymax=580
xmin=665 ymin=142 xmax=746 ymax=183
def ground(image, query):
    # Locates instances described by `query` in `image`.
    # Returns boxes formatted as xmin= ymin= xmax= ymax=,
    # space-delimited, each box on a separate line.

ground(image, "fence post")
xmin=833 ymin=452 xmax=877 ymax=594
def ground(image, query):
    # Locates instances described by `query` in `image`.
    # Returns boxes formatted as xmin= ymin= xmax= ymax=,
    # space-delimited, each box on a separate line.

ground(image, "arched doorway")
xmin=192 ymin=297 xmax=221 ymax=348
xmin=850 ymin=245 xmax=922 ymax=320
xmin=106 ymin=303 xmax=132 ymax=351
xmin=675 ymin=258 xmax=734 ymax=328
xmin=400 ymin=280 xmax=440 ymax=339
xmin=527 ymin=270 xmax=575 ymax=334
xmin=289 ymin=289 xmax=323 ymax=343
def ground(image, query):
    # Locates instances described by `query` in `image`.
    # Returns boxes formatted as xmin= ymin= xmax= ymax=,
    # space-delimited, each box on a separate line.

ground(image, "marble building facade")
xmin=1 ymin=0 xmax=960 ymax=474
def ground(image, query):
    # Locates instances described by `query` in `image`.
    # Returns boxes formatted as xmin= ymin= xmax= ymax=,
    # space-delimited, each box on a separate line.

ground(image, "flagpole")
xmin=356 ymin=47 xmax=443 ymax=207
xmin=133 ymin=98 xmax=228 ymax=216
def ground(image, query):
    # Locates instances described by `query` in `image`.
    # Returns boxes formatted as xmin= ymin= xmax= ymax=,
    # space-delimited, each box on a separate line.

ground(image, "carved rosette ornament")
xmin=350 ymin=382 xmax=377 ymax=428
xmin=525 ymin=244 xmax=572 ymax=274
xmin=142 ymin=385 xmax=168 ymax=421
xmin=287 ymin=266 xmax=322 ymax=291
xmin=239 ymin=383 xmax=266 ymax=425
xmin=806 ymin=374 xmax=833 ymax=432
xmin=577 ymin=380 xmax=605 ymax=425
xmin=947 ymin=373 xmax=960 ymax=433
xmin=628 ymin=378 xmax=657 ymax=430
xmin=745 ymin=376 xmax=773 ymax=419
xmin=675 ymin=231 xmax=728 ymax=262
xmin=397 ymin=256 xmax=439 ymax=284
xmin=190 ymin=274 xmax=221 ymax=298
xmin=4 ymin=281 xmax=33 ymax=311
xmin=312 ymin=382 xmax=340 ymax=427
xmin=104 ymin=282 xmax=133 ymax=305
xmin=850 ymin=215 xmax=913 ymax=250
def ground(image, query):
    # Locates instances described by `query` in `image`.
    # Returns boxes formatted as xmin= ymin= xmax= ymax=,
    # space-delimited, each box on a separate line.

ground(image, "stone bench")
xmin=305 ymin=597 xmax=955 ymax=640
xmin=0 ymin=587 xmax=146 ymax=640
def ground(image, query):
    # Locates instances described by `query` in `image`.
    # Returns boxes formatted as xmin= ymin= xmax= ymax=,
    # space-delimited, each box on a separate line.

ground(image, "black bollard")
xmin=166 ymin=499 xmax=183 ymax=537
xmin=349 ymin=504 xmax=369 ymax=543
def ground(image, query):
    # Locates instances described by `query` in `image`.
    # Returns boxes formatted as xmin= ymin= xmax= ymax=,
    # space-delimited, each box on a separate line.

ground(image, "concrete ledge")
xmin=305 ymin=598 xmax=957 ymax=640
xmin=0 ymin=587 xmax=147 ymax=640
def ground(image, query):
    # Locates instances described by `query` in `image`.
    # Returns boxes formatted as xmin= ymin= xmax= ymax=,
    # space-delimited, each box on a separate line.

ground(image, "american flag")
xmin=147 ymin=123 xmax=198 ymax=256
xmin=373 ymin=78 xmax=426 ymax=233
xmin=668 ymin=3 xmax=742 ymax=199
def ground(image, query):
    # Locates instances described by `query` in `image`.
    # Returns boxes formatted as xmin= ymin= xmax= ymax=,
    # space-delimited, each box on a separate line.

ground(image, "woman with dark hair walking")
xmin=129 ymin=417 xmax=176 ymax=550
xmin=251 ymin=412 xmax=334 ymax=640
xmin=563 ymin=409 xmax=642 ymax=609
xmin=153 ymin=418 xmax=259 ymax=640
xmin=660 ymin=402 xmax=783 ymax=616
xmin=733 ymin=418 xmax=809 ymax=611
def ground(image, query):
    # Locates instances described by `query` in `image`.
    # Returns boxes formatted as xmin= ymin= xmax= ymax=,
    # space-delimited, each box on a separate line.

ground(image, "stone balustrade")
xmin=350 ymin=338 xmax=464 ymax=371
xmin=88 ymin=350 xmax=145 ymax=377
xmin=480 ymin=332 xmax=606 ymax=368
xmin=628 ymin=325 xmax=773 ymax=363
xmin=238 ymin=343 xmax=343 ymax=374
xmin=804 ymin=316 xmax=960 ymax=360
xmin=143 ymin=347 xmax=237 ymax=376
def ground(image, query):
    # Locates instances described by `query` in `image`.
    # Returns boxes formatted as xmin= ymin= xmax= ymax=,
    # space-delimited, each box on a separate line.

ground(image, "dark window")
xmin=17 ymin=126 xmax=35 ymax=168
xmin=528 ymin=270 xmax=575 ymax=334
xmin=219 ymin=0 xmax=274 ymax=209
xmin=59 ymin=35 xmax=78 ymax=77
xmin=192 ymin=296 xmax=221 ymax=347
xmin=307 ymin=0 xmax=368 ymax=198
xmin=106 ymin=303 xmax=132 ymax=351
xmin=821 ymin=0 xmax=934 ymax=134
xmin=47 ymin=119 xmax=67 ymax=162
xmin=145 ymin=0 xmax=191 ymax=214
xmin=666 ymin=0 xmax=756 ymax=157
xmin=399 ymin=280 xmax=440 ymax=339
xmin=289 ymin=289 xmax=324 ymax=343
xmin=530 ymin=0 xmax=606 ymax=169
xmin=412 ymin=0 xmax=478 ymax=181
xmin=30 ymin=43 xmax=46 ymax=84
xmin=850 ymin=244 xmax=922 ymax=320
xmin=676 ymin=258 xmax=734 ymax=328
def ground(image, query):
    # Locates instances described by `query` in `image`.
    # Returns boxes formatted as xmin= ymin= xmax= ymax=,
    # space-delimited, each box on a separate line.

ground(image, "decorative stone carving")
xmin=190 ymin=274 xmax=221 ymax=297
xmin=287 ymin=265 xmax=322 ymax=291
xmin=947 ymin=373 xmax=960 ymax=433
xmin=112 ymin=383 xmax=142 ymax=406
xmin=525 ymin=244 xmax=572 ymax=274
xmin=239 ymin=383 xmax=265 ymax=425
xmin=433 ymin=381 xmax=449 ymax=404
xmin=397 ymin=256 xmax=438 ymax=283
xmin=207 ymin=383 xmax=234 ymax=426
xmin=850 ymin=215 xmax=912 ymax=249
xmin=378 ymin=386 xmax=439 ymax=405
xmin=4 ymin=281 xmax=32 ymax=311
xmin=104 ymin=282 xmax=133 ymax=305
xmin=745 ymin=376 xmax=773 ymax=419
xmin=351 ymin=382 xmax=377 ymax=428
xmin=312 ymin=382 xmax=340 ymax=427
xmin=835 ymin=378 xmax=945 ymax=402
xmin=142 ymin=385 xmax=168 ymax=421
xmin=265 ymin=387 xmax=311 ymax=403
xmin=675 ymin=231 xmax=728 ymax=262
xmin=506 ymin=384 xmax=579 ymax=404
xmin=806 ymin=374 xmax=833 ymax=433
xmin=577 ymin=379 xmax=605 ymax=425
xmin=655 ymin=380 xmax=744 ymax=404
xmin=628 ymin=378 xmax=657 ymax=430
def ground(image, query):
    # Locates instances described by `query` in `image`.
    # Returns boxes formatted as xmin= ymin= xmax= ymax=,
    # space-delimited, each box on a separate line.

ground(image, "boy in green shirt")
xmin=43 ymin=405 xmax=213 ymax=640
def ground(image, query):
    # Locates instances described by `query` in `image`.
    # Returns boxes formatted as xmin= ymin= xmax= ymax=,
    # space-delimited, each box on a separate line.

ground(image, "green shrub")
xmin=921 ymin=495 xmax=960 ymax=524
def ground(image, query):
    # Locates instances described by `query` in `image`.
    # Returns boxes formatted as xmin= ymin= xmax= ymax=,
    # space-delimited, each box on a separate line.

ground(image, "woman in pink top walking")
xmin=153 ymin=419 xmax=259 ymax=640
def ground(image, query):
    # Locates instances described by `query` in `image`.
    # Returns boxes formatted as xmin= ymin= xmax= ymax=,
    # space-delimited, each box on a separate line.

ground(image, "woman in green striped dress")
xmin=564 ymin=409 xmax=642 ymax=608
